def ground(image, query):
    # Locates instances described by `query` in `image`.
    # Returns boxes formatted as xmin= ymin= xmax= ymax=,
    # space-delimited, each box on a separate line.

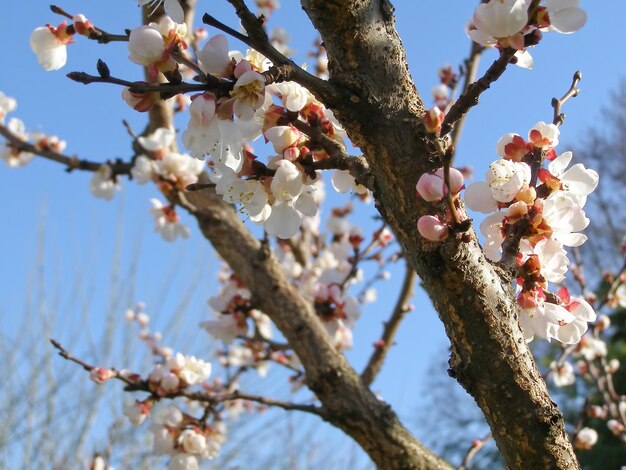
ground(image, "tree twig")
xmin=67 ymin=70 xmax=211 ymax=94
xmin=292 ymin=120 xmax=374 ymax=190
xmin=0 ymin=122 xmax=132 ymax=175
xmin=441 ymin=48 xmax=516 ymax=136
xmin=551 ymin=71 xmax=582 ymax=127
xmin=203 ymin=0 xmax=337 ymax=104
xmin=50 ymin=5 xmax=129 ymax=43
xmin=361 ymin=264 xmax=416 ymax=387
xmin=50 ymin=338 xmax=327 ymax=418
xmin=449 ymin=41 xmax=483 ymax=151
xmin=458 ymin=433 xmax=492 ymax=470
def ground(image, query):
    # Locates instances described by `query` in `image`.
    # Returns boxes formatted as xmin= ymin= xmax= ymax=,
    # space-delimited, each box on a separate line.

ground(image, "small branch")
xmin=551 ymin=71 xmax=582 ymax=127
xmin=0 ymin=123 xmax=132 ymax=175
xmin=292 ymin=120 xmax=373 ymax=190
xmin=596 ymin=257 xmax=626 ymax=311
xmin=449 ymin=41 xmax=484 ymax=151
xmin=458 ymin=433 xmax=492 ymax=470
xmin=50 ymin=339 xmax=327 ymax=418
xmin=442 ymin=158 xmax=461 ymax=226
xmin=171 ymin=50 xmax=213 ymax=84
xmin=361 ymin=264 xmax=416 ymax=387
xmin=441 ymin=48 xmax=516 ymax=136
xmin=50 ymin=339 xmax=95 ymax=373
xmin=225 ymin=391 xmax=326 ymax=418
xmin=202 ymin=2 xmax=337 ymax=105
xmin=497 ymin=218 xmax=530 ymax=273
xmin=67 ymin=70 xmax=210 ymax=94
xmin=50 ymin=5 xmax=129 ymax=43
xmin=340 ymin=224 xmax=386 ymax=290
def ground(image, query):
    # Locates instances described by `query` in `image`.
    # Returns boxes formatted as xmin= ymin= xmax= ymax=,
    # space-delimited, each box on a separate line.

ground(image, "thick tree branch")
xmin=123 ymin=2 xmax=450 ymax=467
xmin=180 ymin=179 xmax=451 ymax=469
xmin=300 ymin=0 xmax=579 ymax=467
xmin=361 ymin=263 xmax=416 ymax=387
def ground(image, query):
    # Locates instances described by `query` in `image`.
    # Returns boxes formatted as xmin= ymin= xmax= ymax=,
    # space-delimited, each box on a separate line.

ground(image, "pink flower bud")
xmin=128 ymin=25 xmax=166 ymax=68
xmin=416 ymin=168 xmax=464 ymax=202
xmin=417 ymin=215 xmax=449 ymax=242
xmin=416 ymin=172 xmax=446 ymax=201
xmin=422 ymin=106 xmax=444 ymax=134
xmin=90 ymin=367 xmax=115 ymax=384
xmin=72 ymin=14 xmax=95 ymax=36
xmin=587 ymin=405 xmax=606 ymax=419
xmin=435 ymin=167 xmax=465 ymax=195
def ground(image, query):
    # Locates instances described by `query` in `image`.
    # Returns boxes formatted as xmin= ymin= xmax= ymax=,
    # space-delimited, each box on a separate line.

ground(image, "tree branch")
xmin=202 ymin=0 xmax=338 ymax=105
xmin=0 ymin=122 xmax=132 ymax=175
xmin=449 ymin=41 xmax=483 ymax=150
xmin=361 ymin=263 xmax=416 ymax=387
xmin=300 ymin=0 xmax=580 ymax=467
xmin=441 ymin=48 xmax=516 ymax=137
xmin=551 ymin=71 xmax=582 ymax=127
xmin=179 ymin=179 xmax=451 ymax=469
xmin=292 ymin=120 xmax=374 ymax=190
xmin=50 ymin=339 xmax=326 ymax=418
xmin=458 ymin=433 xmax=493 ymax=470
xmin=50 ymin=5 xmax=129 ymax=43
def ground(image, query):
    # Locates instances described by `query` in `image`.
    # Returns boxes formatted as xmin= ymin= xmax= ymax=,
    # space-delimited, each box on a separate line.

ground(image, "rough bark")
xmin=183 ymin=181 xmax=451 ymax=470
xmin=141 ymin=2 xmax=450 ymax=468
xmin=298 ymin=0 xmax=579 ymax=468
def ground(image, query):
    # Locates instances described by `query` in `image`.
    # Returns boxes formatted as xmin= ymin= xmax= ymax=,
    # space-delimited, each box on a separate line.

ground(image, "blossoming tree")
xmin=3 ymin=0 xmax=620 ymax=468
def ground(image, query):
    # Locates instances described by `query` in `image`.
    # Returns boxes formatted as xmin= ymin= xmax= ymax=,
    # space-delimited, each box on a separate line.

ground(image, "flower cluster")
xmin=465 ymin=121 xmax=598 ymax=344
xmin=201 ymin=266 xmax=298 ymax=378
xmin=118 ymin=306 xmax=228 ymax=470
xmin=128 ymin=16 xmax=187 ymax=80
xmin=171 ymin=33 xmax=357 ymax=239
xmin=0 ymin=95 xmax=67 ymax=169
xmin=468 ymin=0 xmax=586 ymax=69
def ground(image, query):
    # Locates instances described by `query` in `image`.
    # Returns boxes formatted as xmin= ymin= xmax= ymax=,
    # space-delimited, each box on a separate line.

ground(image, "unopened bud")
xmin=90 ymin=367 xmax=115 ymax=384
xmin=422 ymin=106 xmax=444 ymax=134
xmin=417 ymin=215 xmax=449 ymax=242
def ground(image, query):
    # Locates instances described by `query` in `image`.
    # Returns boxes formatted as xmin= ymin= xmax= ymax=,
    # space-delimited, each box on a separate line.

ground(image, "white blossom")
xmin=486 ymin=159 xmax=531 ymax=203
xmin=30 ymin=24 xmax=71 ymax=71
xmin=0 ymin=92 xmax=17 ymax=122
xmin=89 ymin=164 xmax=120 ymax=200
xmin=150 ymin=199 xmax=191 ymax=242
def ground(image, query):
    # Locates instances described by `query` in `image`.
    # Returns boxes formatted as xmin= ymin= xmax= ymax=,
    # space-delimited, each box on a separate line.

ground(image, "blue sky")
xmin=1 ymin=1 xmax=624 ymax=467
